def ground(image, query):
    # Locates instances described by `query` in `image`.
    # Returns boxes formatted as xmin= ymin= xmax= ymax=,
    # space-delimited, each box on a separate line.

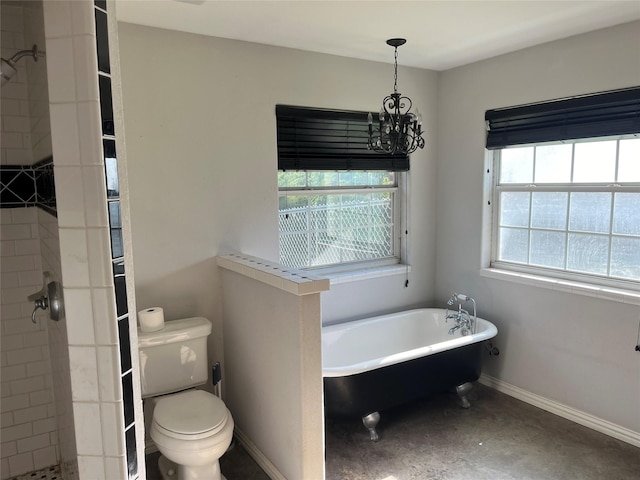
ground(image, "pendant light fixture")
xmin=368 ymin=38 xmax=425 ymax=155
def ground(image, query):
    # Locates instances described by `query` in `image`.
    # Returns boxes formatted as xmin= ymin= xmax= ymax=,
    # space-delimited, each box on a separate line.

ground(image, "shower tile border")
xmin=0 ymin=157 xmax=56 ymax=215
xmin=93 ymin=1 xmax=139 ymax=477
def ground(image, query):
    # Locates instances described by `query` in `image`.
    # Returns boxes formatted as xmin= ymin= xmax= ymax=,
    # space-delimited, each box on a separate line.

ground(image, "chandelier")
xmin=367 ymin=38 xmax=425 ymax=155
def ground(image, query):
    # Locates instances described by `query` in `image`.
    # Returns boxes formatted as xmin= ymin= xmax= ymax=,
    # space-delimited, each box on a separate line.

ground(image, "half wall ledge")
xmin=216 ymin=253 xmax=330 ymax=296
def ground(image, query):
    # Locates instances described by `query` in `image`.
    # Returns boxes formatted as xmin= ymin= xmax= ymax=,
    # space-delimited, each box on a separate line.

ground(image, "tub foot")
xmin=362 ymin=412 xmax=381 ymax=442
xmin=456 ymin=382 xmax=473 ymax=409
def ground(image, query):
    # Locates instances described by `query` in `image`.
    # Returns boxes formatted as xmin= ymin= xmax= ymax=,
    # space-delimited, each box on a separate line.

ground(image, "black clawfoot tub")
xmin=322 ymin=308 xmax=497 ymax=441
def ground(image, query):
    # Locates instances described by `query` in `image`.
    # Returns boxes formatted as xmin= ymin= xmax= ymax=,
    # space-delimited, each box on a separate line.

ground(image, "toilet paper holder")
xmin=27 ymin=272 xmax=63 ymax=324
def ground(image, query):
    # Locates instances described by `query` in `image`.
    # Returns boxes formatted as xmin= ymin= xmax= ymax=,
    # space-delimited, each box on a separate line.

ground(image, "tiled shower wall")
xmin=1 ymin=4 xmax=33 ymax=166
xmin=36 ymin=206 xmax=76 ymax=478
xmin=0 ymin=208 xmax=58 ymax=478
xmin=0 ymin=2 xmax=51 ymax=165
xmin=41 ymin=0 xmax=143 ymax=478
xmin=1 ymin=4 xmax=60 ymax=478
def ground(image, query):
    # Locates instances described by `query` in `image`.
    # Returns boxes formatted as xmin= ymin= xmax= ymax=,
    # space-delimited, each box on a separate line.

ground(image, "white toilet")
xmin=138 ymin=317 xmax=234 ymax=480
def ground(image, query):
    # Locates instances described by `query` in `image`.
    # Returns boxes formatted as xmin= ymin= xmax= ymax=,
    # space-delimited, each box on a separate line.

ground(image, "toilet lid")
xmin=154 ymin=390 xmax=228 ymax=435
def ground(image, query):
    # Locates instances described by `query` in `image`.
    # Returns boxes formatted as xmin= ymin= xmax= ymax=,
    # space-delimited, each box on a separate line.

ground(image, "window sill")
xmin=317 ymin=263 xmax=411 ymax=285
xmin=480 ymin=268 xmax=640 ymax=305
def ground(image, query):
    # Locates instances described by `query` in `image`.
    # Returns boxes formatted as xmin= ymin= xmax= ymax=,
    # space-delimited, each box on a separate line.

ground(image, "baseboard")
xmin=234 ymin=427 xmax=287 ymax=480
xmin=479 ymin=374 xmax=640 ymax=448
xmin=145 ymin=440 xmax=158 ymax=455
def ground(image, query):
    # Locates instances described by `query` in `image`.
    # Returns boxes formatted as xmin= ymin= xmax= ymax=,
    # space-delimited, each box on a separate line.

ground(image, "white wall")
xmin=117 ymin=23 xmax=438 ymax=372
xmin=436 ymin=21 xmax=640 ymax=434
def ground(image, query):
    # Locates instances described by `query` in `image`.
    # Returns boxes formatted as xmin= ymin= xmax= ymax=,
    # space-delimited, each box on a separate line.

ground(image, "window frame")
xmin=489 ymin=135 xmax=640 ymax=292
xmin=278 ymin=170 xmax=407 ymax=272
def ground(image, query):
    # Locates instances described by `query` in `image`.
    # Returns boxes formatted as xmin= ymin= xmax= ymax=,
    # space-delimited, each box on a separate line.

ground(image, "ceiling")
xmin=116 ymin=0 xmax=640 ymax=71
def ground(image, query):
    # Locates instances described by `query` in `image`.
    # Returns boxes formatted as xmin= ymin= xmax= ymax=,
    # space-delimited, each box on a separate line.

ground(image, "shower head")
xmin=447 ymin=292 xmax=471 ymax=306
xmin=1 ymin=45 xmax=45 ymax=86
xmin=1 ymin=58 xmax=17 ymax=85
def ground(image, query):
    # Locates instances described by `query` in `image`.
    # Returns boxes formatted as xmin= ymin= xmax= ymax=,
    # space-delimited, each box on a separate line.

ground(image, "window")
xmin=486 ymin=87 xmax=640 ymax=289
xmin=276 ymin=105 xmax=408 ymax=270
xmin=278 ymin=170 xmax=400 ymax=269
xmin=492 ymin=137 xmax=640 ymax=285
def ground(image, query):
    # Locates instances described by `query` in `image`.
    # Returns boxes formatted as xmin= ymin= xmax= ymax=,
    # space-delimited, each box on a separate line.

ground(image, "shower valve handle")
xmin=27 ymin=278 xmax=63 ymax=324
xmin=31 ymin=296 xmax=49 ymax=324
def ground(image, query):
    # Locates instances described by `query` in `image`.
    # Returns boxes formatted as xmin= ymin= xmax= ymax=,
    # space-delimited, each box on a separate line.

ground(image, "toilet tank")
xmin=137 ymin=317 xmax=212 ymax=397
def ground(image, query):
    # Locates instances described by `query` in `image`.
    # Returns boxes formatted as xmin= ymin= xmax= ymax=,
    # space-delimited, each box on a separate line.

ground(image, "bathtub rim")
xmin=322 ymin=308 xmax=497 ymax=378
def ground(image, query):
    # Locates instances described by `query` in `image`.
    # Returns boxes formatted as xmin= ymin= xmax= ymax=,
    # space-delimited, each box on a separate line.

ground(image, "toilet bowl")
xmin=137 ymin=317 xmax=235 ymax=480
xmin=150 ymin=390 xmax=234 ymax=480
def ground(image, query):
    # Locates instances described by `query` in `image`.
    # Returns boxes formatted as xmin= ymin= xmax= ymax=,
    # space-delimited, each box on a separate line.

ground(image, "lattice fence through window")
xmin=279 ymin=196 xmax=394 ymax=268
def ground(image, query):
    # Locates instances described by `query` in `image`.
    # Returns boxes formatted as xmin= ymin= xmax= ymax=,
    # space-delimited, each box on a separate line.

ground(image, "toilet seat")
xmin=153 ymin=390 xmax=229 ymax=440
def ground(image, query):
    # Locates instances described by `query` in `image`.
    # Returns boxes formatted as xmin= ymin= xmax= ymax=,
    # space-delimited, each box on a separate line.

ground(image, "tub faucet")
xmin=446 ymin=306 xmax=472 ymax=335
xmin=446 ymin=293 xmax=477 ymax=334
xmin=448 ymin=323 xmax=462 ymax=335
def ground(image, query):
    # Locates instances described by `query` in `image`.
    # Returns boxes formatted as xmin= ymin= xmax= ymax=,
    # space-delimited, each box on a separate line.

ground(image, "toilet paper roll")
xmin=138 ymin=307 xmax=165 ymax=332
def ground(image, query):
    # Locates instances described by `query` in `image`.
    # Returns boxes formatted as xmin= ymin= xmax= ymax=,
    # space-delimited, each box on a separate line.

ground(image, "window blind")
xmin=485 ymin=86 xmax=640 ymax=150
xmin=276 ymin=105 xmax=409 ymax=171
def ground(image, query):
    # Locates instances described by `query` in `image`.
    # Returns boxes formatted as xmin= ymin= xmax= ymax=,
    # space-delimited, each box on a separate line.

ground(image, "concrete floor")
xmin=146 ymin=383 xmax=640 ymax=479
xmin=325 ymin=383 xmax=640 ymax=480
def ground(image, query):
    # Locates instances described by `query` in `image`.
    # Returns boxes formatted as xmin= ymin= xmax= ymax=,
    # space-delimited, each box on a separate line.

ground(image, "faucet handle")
xmin=27 ymin=279 xmax=63 ymax=324
xmin=31 ymin=296 xmax=48 ymax=323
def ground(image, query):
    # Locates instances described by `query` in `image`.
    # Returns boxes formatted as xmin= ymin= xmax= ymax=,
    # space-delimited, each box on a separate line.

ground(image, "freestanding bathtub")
xmin=322 ymin=308 xmax=498 ymax=440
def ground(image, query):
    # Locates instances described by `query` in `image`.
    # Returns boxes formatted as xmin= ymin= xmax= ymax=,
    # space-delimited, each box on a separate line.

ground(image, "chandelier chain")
xmin=393 ymin=47 xmax=398 ymax=94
